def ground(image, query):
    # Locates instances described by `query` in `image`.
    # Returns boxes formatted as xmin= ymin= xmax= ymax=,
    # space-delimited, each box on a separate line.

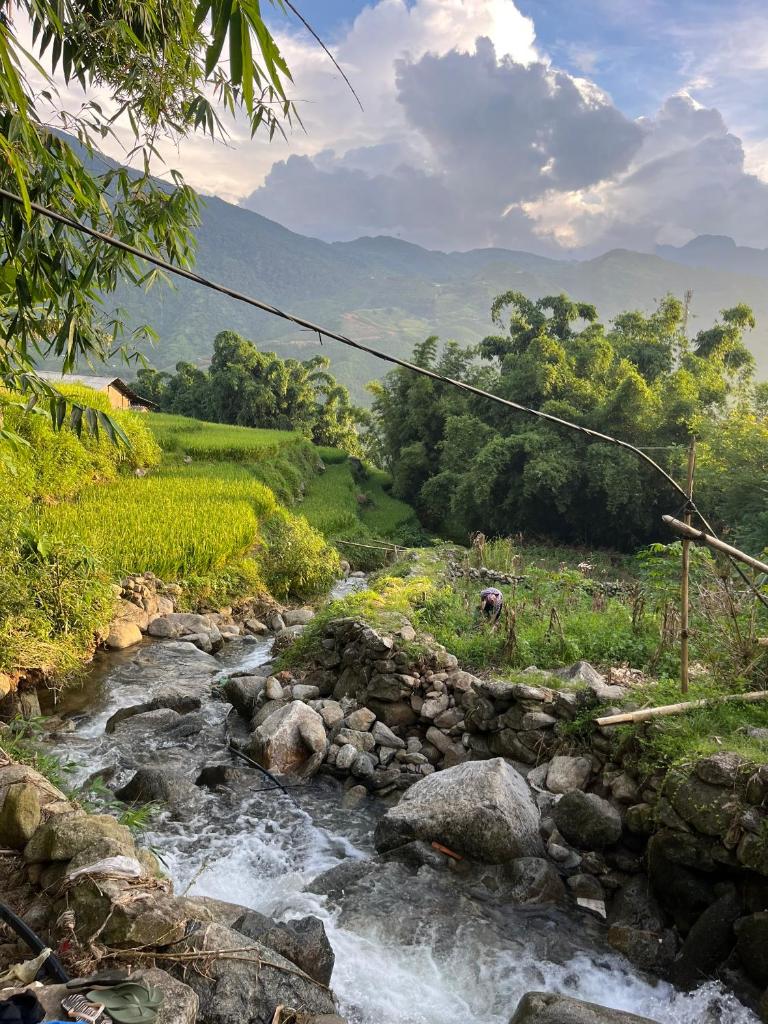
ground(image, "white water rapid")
xmin=40 ymin=578 xmax=759 ymax=1024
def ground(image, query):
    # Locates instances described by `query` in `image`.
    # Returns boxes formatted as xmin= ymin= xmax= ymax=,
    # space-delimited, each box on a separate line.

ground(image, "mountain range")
xmin=103 ymin=193 xmax=768 ymax=400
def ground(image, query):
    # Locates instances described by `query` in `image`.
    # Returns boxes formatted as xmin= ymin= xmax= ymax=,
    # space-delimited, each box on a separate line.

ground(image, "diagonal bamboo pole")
xmin=663 ymin=516 xmax=768 ymax=575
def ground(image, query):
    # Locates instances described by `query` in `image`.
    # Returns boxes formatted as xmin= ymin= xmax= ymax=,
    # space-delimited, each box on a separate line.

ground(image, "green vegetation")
xmin=136 ymin=331 xmax=366 ymax=455
xmin=299 ymin=455 xmax=425 ymax=570
xmin=0 ymin=396 xmax=343 ymax=678
xmin=370 ymin=293 xmax=765 ymax=551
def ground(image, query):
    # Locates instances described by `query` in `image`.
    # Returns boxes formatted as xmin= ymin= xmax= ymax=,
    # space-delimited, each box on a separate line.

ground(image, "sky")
xmin=25 ymin=0 xmax=768 ymax=255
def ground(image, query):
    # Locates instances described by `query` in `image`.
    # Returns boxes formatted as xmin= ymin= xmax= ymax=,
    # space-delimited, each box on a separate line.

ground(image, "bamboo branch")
xmin=662 ymin=516 xmax=768 ymax=575
xmin=595 ymin=690 xmax=768 ymax=727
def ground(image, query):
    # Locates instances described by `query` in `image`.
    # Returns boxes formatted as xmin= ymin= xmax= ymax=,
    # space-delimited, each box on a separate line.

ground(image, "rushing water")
xmin=40 ymin=578 xmax=759 ymax=1024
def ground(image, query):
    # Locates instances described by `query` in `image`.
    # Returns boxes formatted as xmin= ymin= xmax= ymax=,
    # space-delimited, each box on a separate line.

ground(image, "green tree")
xmin=0 ymin=0 xmax=296 ymax=441
xmin=370 ymin=292 xmax=758 ymax=549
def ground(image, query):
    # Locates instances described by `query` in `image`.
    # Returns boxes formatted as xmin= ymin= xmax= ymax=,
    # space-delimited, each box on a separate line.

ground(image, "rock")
xmin=342 ymin=784 xmax=368 ymax=810
xmin=273 ymin=627 xmax=304 ymax=653
xmin=252 ymin=699 xmax=289 ymax=728
xmin=0 ymin=782 xmax=41 ymax=849
xmin=647 ymin=835 xmax=717 ymax=932
xmin=664 ymin=769 xmax=741 ymax=837
xmin=735 ymin=912 xmax=768 ymax=987
xmin=503 ymin=857 xmax=565 ymax=904
xmin=554 ymin=661 xmax=605 ymax=688
xmin=346 ymin=707 xmax=376 ymax=731
xmin=671 ymin=889 xmax=740 ymax=989
xmin=509 ymin=992 xmax=659 ymax=1023
xmin=374 ymin=758 xmax=543 ymax=863
xmin=546 ymin=755 xmax=592 ymax=794
xmin=567 ymin=874 xmax=605 ymax=901
xmin=248 ymin=702 xmax=327 ymax=778
xmin=695 ymin=752 xmax=749 ymax=787
xmin=167 ymin=922 xmax=335 ymax=1024
xmin=111 ymin=708 xmax=182 ymax=738
xmin=399 ymin=623 xmax=416 ymax=642
xmin=366 ymin=699 xmax=417 ymax=729
xmin=147 ymin=612 xmax=218 ymax=639
xmin=610 ymin=773 xmax=640 ymax=805
xmin=351 ymin=752 xmax=376 ymax=779
xmin=293 ymin=684 xmax=320 ymax=701
xmin=369 ymin=723 xmax=403 ymax=751
xmin=283 ymin=608 xmax=315 ymax=627
xmin=105 ymin=621 xmax=143 ymax=650
xmin=196 ymin=765 xmax=240 ymax=790
xmin=115 ymin=767 xmax=200 ymax=820
xmin=245 ymin=618 xmax=269 ymax=635
xmin=112 ymin=598 xmax=150 ymax=631
xmin=264 ymin=677 xmax=284 ymax=701
xmin=232 ymin=910 xmax=335 ymax=986
xmin=607 ymin=877 xmax=676 ymax=974
xmin=335 ymin=728 xmax=375 ymax=753
xmin=421 ymin=694 xmax=450 ymax=719
xmin=366 ymin=674 xmax=402 ymax=703
xmin=24 ymin=813 xmax=134 ymax=863
xmin=222 ymin=676 xmax=265 ymax=718
xmin=553 ymin=791 xmax=622 ymax=849
xmin=380 ymin=839 xmax=448 ymax=869
xmin=29 ymin=969 xmax=197 ymax=1024
xmin=425 ymin=726 xmax=456 ymax=755
xmin=335 ymin=744 xmax=357 ymax=771
xmin=320 ymin=702 xmax=344 ymax=729
xmin=106 ymin=692 xmax=202 ymax=733
xmin=269 ymin=612 xmax=286 ymax=632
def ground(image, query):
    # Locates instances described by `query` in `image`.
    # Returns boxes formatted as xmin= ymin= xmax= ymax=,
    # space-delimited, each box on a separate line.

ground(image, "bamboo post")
xmin=595 ymin=690 xmax=768 ymax=727
xmin=680 ymin=440 xmax=696 ymax=694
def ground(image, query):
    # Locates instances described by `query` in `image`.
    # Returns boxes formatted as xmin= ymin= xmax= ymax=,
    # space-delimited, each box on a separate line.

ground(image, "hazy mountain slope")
xmin=98 ymin=194 xmax=768 ymax=398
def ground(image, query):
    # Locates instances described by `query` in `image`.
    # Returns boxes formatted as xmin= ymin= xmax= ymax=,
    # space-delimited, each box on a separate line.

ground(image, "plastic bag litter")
xmin=0 ymin=947 xmax=51 ymax=985
xmin=66 ymin=856 xmax=143 ymax=880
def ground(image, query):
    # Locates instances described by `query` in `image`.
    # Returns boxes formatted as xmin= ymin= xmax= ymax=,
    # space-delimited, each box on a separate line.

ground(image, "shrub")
xmin=258 ymin=508 xmax=340 ymax=599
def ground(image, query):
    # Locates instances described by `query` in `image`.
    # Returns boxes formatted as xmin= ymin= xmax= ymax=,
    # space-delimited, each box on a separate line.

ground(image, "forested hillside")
xmin=91 ymin=192 xmax=768 ymax=399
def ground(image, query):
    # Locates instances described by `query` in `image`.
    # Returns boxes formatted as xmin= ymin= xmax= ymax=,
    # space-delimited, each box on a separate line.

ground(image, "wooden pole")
xmin=662 ymin=517 xmax=768 ymax=576
xmin=596 ymin=690 xmax=768 ymax=727
xmin=680 ymin=440 xmax=696 ymax=694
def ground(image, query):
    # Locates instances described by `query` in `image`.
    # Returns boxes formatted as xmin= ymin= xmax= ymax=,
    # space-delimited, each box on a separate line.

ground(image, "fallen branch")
xmin=596 ymin=690 xmax=768 ymax=727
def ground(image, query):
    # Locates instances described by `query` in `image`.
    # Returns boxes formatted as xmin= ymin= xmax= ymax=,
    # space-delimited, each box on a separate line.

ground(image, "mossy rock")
xmin=24 ymin=812 xmax=135 ymax=863
xmin=664 ymin=769 xmax=742 ymax=838
xmin=0 ymin=782 xmax=41 ymax=849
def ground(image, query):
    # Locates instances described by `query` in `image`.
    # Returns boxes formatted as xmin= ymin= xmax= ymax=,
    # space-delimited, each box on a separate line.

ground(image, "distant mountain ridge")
xmin=94 ymin=191 xmax=768 ymax=398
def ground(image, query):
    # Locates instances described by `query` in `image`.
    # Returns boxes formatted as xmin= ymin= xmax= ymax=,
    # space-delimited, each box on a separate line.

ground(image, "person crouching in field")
xmin=479 ymin=587 xmax=503 ymax=629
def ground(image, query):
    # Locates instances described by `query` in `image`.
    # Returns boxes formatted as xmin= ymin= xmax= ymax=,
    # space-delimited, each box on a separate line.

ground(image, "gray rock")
xmin=111 ymin=708 xmax=182 ymax=736
xmin=346 ymin=707 xmax=376 ymax=731
xmin=335 ymin=728 xmax=375 ymax=753
xmin=553 ymin=791 xmax=622 ymax=849
xmin=371 ymin=720 xmax=405 ymax=749
xmin=106 ymin=621 xmax=143 ymax=650
xmin=320 ymin=702 xmax=344 ymax=729
xmin=222 ymin=676 xmax=265 ymax=719
xmin=269 ymin=612 xmax=286 ymax=632
xmin=735 ymin=911 xmax=768 ymax=987
xmin=607 ymin=876 xmax=676 ymax=974
xmin=232 ymin=910 xmax=334 ymax=986
xmin=106 ymin=692 xmax=203 ymax=734
xmin=671 ymin=890 xmax=740 ymax=990
xmin=510 ymin=992 xmax=659 ymax=1023
xmin=664 ymin=769 xmax=741 ymax=837
xmin=293 ymin=684 xmax=320 ymax=701
xmin=147 ymin=612 xmax=217 ymax=639
xmin=264 ymin=676 xmax=284 ymax=701
xmin=115 ymin=766 xmax=200 ymax=820
xmin=546 ymin=755 xmax=592 ymax=794
xmin=335 ymin=744 xmax=357 ymax=771
xmin=694 ymin=752 xmax=748 ymax=786
xmin=247 ymin=702 xmax=327 ymax=778
xmin=374 ymin=757 xmax=543 ymax=863
xmin=351 ymin=752 xmax=376 ymax=779
xmin=283 ymin=607 xmax=315 ymax=627
xmin=168 ymin=922 xmax=335 ymax=1024
xmin=502 ymin=857 xmax=565 ymax=904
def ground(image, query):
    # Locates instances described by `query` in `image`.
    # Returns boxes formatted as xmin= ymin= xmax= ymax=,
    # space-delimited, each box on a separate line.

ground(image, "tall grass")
xmin=149 ymin=413 xmax=298 ymax=458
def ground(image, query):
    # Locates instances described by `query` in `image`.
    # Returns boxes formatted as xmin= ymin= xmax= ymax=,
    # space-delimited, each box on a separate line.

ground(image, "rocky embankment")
xmin=2 ymin=588 xmax=768 ymax=1024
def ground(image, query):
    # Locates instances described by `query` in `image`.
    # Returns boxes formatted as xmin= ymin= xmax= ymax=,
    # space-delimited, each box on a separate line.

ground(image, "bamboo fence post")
xmin=680 ymin=440 xmax=696 ymax=694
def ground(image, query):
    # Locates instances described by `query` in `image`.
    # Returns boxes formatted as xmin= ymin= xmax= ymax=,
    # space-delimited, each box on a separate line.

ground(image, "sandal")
xmin=66 ymin=972 xmax=131 ymax=992
xmin=86 ymin=984 xmax=162 ymax=1024
xmin=60 ymin=994 xmax=111 ymax=1024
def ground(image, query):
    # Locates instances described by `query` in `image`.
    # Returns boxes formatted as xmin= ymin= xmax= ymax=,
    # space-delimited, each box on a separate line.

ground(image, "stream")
xmin=39 ymin=578 xmax=758 ymax=1024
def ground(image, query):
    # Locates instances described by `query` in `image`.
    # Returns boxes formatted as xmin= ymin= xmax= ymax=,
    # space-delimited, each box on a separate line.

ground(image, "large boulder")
xmin=546 ymin=756 xmax=591 ymax=794
xmin=232 ymin=910 xmax=335 ymax=985
xmin=510 ymin=992 xmax=659 ymax=1023
xmin=664 ymin=769 xmax=741 ymax=837
xmin=24 ymin=812 xmax=134 ymax=863
xmin=222 ymin=676 xmax=266 ymax=719
xmin=246 ymin=702 xmax=327 ymax=778
xmin=30 ymin=969 xmax=197 ymax=1024
xmin=167 ymin=922 xmax=336 ymax=1024
xmin=147 ymin=612 xmax=220 ymax=639
xmin=552 ymin=791 xmax=622 ymax=849
xmin=373 ymin=758 xmax=543 ymax=863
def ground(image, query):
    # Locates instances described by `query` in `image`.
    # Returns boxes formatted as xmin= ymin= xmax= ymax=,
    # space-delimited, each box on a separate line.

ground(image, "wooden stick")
xmin=662 ymin=516 xmax=768 ymax=575
xmin=595 ymin=690 xmax=768 ymax=727
xmin=680 ymin=440 xmax=696 ymax=695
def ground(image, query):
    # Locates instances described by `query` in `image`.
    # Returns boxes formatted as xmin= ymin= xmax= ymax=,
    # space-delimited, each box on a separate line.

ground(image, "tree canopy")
xmin=0 ymin=0 xmax=296 ymax=444
xmin=137 ymin=330 xmax=367 ymax=455
xmin=369 ymin=292 xmax=760 ymax=550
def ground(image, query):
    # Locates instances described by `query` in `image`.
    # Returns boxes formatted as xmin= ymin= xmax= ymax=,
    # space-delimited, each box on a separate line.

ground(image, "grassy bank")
xmin=0 ymin=400 xmax=342 ymax=679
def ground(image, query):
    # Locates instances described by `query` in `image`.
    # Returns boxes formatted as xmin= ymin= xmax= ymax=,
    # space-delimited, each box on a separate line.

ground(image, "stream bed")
xmin=39 ymin=579 xmax=759 ymax=1024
